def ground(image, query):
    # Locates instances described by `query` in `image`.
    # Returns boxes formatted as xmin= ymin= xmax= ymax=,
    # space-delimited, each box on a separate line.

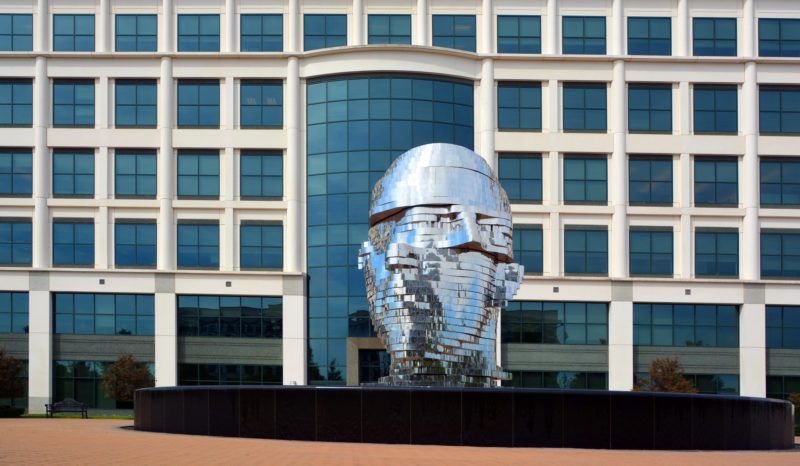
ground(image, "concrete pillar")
xmin=32 ymin=57 xmax=49 ymax=269
xmin=222 ymin=208 xmax=234 ymax=271
xmin=480 ymin=0 xmax=493 ymax=54
xmin=154 ymin=289 xmax=177 ymax=387
xmin=96 ymin=147 xmax=110 ymax=269
xmin=608 ymin=299 xmax=633 ymax=391
xmin=742 ymin=0 xmax=755 ymax=58
xmin=546 ymin=79 xmax=559 ymax=133
xmin=35 ymin=0 xmax=48 ymax=53
xmin=353 ymin=0 xmax=364 ymax=46
xmin=548 ymin=212 xmax=560 ymax=276
xmin=283 ymin=291 xmax=307 ymax=385
xmin=98 ymin=0 xmax=110 ymax=52
xmin=479 ymin=59 xmax=496 ymax=171
xmin=610 ymin=60 xmax=628 ymax=278
xmin=739 ymin=301 xmax=766 ymax=397
xmin=285 ymin=57 xmax=302 ymax=274
xmin=545 ymin=0 xmax=557 ymax=54
xmin=27 ymin=287 xmax=52 ymax=413
xmin=679 ymin=152 xmax=692 ymax=278
xmin=742 ymin=62 xmax=759 ymax=281
xmin=97 ymin=76 xmax=109 ymax=129
xmin=676 ymin=0 xmax=689 ymax=57
xmin=226 ymin=0 xmax=236 ymax=52
xmin=679 ymin=214 xmax=691 ymax=279
xmin=157 ymin=57 xmax=174 ymax=270
xmin=288 ymin=0 xmax=299 ymax=52
xmin=416 ymin=0 xmax=429 ymax=46
xmin=224 ymin=76 xmax=235 ymax=130
xmin=678 ymin=81 xmax=690 ymax=135
xmin=610 ymin=0 xmax=623 ymax=56
xmin=160 ymin=0 xmax=173 ymax=53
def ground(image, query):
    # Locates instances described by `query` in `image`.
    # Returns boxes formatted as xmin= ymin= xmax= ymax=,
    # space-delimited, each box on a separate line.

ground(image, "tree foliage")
xmin=633 ymin=357 xmax=698 ymax=393
xmin=102 ymin=352 xmax=154 ymax=402
xmin=0 ymin=346 xmax=25 ymax=400
xmin=788 ymin=393 xmax=800 ymax=410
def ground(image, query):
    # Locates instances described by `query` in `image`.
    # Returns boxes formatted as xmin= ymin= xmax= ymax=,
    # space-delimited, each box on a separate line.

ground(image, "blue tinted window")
xmin=368 ymin=15 xmax=411 ymax=45
xmin=759 ymin=19 xmax=800 ymax=57
xmin=0 ymin=14 xmax=32 ymax=51
xmin=759 ymin=86 xmax=800 ymax=134
xmin=563 ymin=83 xmax=607 ymax=131
xmin=115 ymin=150 xmax=156 ymax=198
xmin=177 ymin=150 xmax=219 ymax=198
xmin=767 ymin=375 xmax=800 ymax=407
xmin=240 ymin=81 xmax=282 ymax=128
xmin=766 ymin=306 xmax=800 ymax=348
xmin=502 ymin=301 xmax=607 ymax=345
xmin=115 ymin=14 xmax=157 ymax=51
xmin=240 ymin=14 xmax=282 ymax=52
xmin=498 ymin=153 xmax=542 ymax=202
xmin=177 ymin=295 xmax=282 ymax=338
xmin=761 ymin=231 xmax=800 ymax=278
xmin=503 ymin=370 xmax=608 ymax=389
xmin=694 ymin=85 xmax=737 ymax=133
xmin=114 ymin=223 xmax=156 ymax=267
xmin=115 ymin=80 xmax=156 ymax=127
xmin=53 ymin=150 xmax=94 ymax=197
xmin=564 ymin=228 xmax=608 ymax=275
xmin=53 ymin=80 xmax=95 ymax=127
xmin=562 ymin=16 xmax=606 ymax=54
xmin=178 ymin=14 xmax=219 ymax=52
xmin=304 ymin=14 xmax=346 ymax=51
xmin=628 ymin=17 xmax=671 ymax=55
xmin=760 ymin=158 xmax=800 ymax=206
xmin=54 ymin=293 xmax=154 ymax=335
xmin=629 ymin=156 xmax=672 ymax=205
xmin=53 ymin=221 xmax=94 ymax=266
xmin=634 ymin=303 xmax=738 ymax=347
xmin=177 ymin=223 xmax=219 ymax=269
xmin=694 ymin=157 xmax=737 ymax=205
xmin=53 ymin=14 xmax=95 ymax=51
xmin=628 ymin=84 xmax=671 ymax=132
xmin=0 ymin=220 xmax=32 ymax=265
xmin=240 ymin=223 xmax=283 ymax=269
xmin=432 ymin=15 xmax=476 ymax=52
xmin=0 ymin=149 xmax=32 ymax=196
xmin=564 ymin=155 xmax=607 ymax=203
xmin=240 ymin=150 xmax=282 ymax=198
xmin=498 ymin=82 xmax=541 ymax=130
xmin=695 ymin=230 xmax=738 ymax=277
xmin=178 ymin=363 xmax=282 ymax=384
xmin=177 ymin=80 xmax=219 ymax=127
xmin=0 ymin=79 xmax=32 ymax=127
xmin=497 ymin=15 xmax=541 ymax=53
xmin=513 ymin=227 xmax=543 ymax=274
xmin=630 ymin=229 xmax=673 ymax=276
xmin=0 ymin=292 xmax=28 ymax=333
xmin=693 ymin=18 xmax=736 ymax=56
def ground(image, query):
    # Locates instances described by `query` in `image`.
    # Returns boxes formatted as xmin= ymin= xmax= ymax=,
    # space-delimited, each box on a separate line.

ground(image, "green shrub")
xmin=0 ymin=407 xmax=24 ymax=418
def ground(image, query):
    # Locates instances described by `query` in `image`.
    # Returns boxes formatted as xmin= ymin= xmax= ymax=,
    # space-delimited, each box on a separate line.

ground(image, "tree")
xmin=0 ymin=346 xmax=25 ymax=401
xmin=102 ymin=352 xmax=154 ymax=403
xmin=788 ymin=393 xmax=800 ymax=412
xmin=634 ymin=357 xmax=698 ymax=393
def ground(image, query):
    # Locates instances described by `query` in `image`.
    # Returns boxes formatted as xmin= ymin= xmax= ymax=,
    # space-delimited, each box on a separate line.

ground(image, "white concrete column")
xmin=285 ymin=57 xmax=302 ymax=274
xmin=97 ymin=76 xmax=109 ymax=129
xmin=676 ymin=0 xmax=689 ymax=57
xmin=96 ymin=207 xmax=109 ymax=269
xmin=35 ymin=0 xmax=48 ymax=52
xmin=28 ymin=289 xmax=52 ymax=413
xmin=545 ymin=0 xmax=557 ymax=54
xmin=226 ymin=0 xmax=236 ymax=52
xmin=678 ymin=153 xmax=691 ymax=207
xmin=154 ymin=291 xmax=177 ymax=386
xmin=416 ymin=0 xmax=429 ymax=46
xmin=288 ymin=0 xmax=299 ymax=52
xmin=157 ymin=57 xmax=174 ymax=270
xmin=742 ymin=62 xmax=759 ymax=280
xmin=739 ymin=303 xmax=766 ymax=397
xmin=549 ymin=212 xmax=560 ymax=276
xmin=223 ymin=147 xmax=234 ymax=200
xmin=548 ymin=150 xmax=560 ymax=205
xmin=610 ymin=0 xmax=623 ymax=56
xmin=32 ymin=57 xmax=49 ymax=269
xmin=678 ymin=81 xmax=690 ymax=135
xmin=479 ymin=59 xmax=495 ymax=171
xmin=742 ymin=0 xmax=755 ymax=58
xmin=679 ymin=152 xmax=692 ymax=278
xmin=608 ymin=300 xmax=633 ymax=391
xmin=610 ymin=60 xmax=628 ymax=278
xmin=160 ymin=0 xmax=174 ymax=53
xmin=222 ymin=208 xmax=234 ymax=271
xmin=283 ymin=293 xmax=307 ymax=385
xmin=352 ymin=0 xmax=365 ymax=46
xmin=224 ymin=76 xmax=235 ymax=130
xmin=98 ymin=0 xmax=110 ymax=52
xmin=480 ymin=0 xmax=493 ymax=54
xmin=679 ymin=214 xmax=691 ymax=279
xmin=547 ymin=79 xmax=559 ymax=133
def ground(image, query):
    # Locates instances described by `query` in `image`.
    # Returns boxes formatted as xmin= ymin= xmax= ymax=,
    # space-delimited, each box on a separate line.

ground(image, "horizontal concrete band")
xmin=134 ymin=386 xmax=794 ymax=450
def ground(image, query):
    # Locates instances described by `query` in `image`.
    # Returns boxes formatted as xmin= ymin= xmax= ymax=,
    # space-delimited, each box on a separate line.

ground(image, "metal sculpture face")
xmin=358 ymin=143 xmax=523 ymax=387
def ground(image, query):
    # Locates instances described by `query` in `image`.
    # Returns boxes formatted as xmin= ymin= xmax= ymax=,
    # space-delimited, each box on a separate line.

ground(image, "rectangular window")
xmin=53 ymin=14 xmax=95 ymax=51
xmin=177 ymin=80 xmax=219 ymax=128
xmin=240 ymin=150 xmax=282 ymax=198
xmin=759 ymin=18 xmax=800 ymax=57
xmin=304 ymin=14 xmax=346 ymax=51
xmin=564 ymin=228 xmax=608 ymax=275
xmin=368 ymin=15 xmax=411 ymax=45
xmin=760 ymin=158 xmax=800 ymax=206
xmin=562 ymin=16 xmax=606 ymax=54
xmin=55 ymin=361 xmax=142 ymax=409
xmin=694 ymin=85 xmax=737 ymax=134
xmin=0 ymin=149 xmax=32 ymax=196
xmin=53 ymin=80 xmax=95 ymax=127
xmin=0 ymin=220 xmax=31 ymax=266
xmin=628 ymin=17 xmax=671 ymax=55
xmin=53 ymin=149 xmax=94 ymax=197
xmin=759 ymin=86 xmax=800 ymax=135
xmin=240 ymin=223 xmax=283 ymax=269
xmin=629 ymin=155 xmax=672 ymax=205
xmin=52 ymin=220 xmax=94 ymax=267
xmin=177 ymin=150 xmax=219 ymax=198
xmin=693 ymin=17 xmax=736 ymax=56
xmin=0 ymin=14 xmax=33 ymax=51
xmin=359 ymin=350 xmax=389 ymax=384
xmin=767 ymin=375 xmax=800 ymax=423
xmin=177 ymin=295 xmax=282 ymax=338
xmin=54 ymin=293 xmax=154 ymax=336
xmin=0 ymin=79 xmax=32 ymax=126
xmin=497 ymin=82 xmax=541 ymax=130
xmin=497 ymin=15 xmax=541 ymax=53
xmin=694 ymin=157 xmax=737 ymax=206
xmin=628 ymin=84 xmax=671 ymax=132
xmin=564 ymin=155 xmax=607 ymax=204
xmin=512 ymin=227 xmax=543 ymax=275
xmin=766 ymin=306 xmax=800 ymax=348
xmin=502 ymin=301 xmax=608 ymax=345
xmin=498 ymin=153 xmax=542 ymax=202
xmin=633 ymin=303 xmax=738 ymax=347
xmin=695 ymin=230 xmax=738 ymax=277
xmin=177 ymin=223 xmax=219 ymax=269
xmin=115 ymin=80 xmax=156 ymax=127
xmin=630 ymin=229 xmax=673 ymax=276
xmin=114 ymin=150 xmax=156 ymax=198
xmin=178 ymin=363 xmax=282 ymax=385
xmin=0 ymin=292 xmax=28 ymax=333
xmin=432 ymin=15 xmax=476 ymax=52
xmin=115 ymin=14 xmax=157 ymax=52
xmin=240 ymin=80 xmax=282 ymax=128
xmin=761 ymin=231 xmax=800 ymax=279
xmin=240 ymin=14 xmax=282 ymax=52
xmin=503 ymin=370 xmax=607 ymax=389
xmin=563 ymin=83 xmax=607 ymax=131
xmin=114 ymin=222 xmax=156 ymax=268
xmin=177 ymin=14 xmax=219 ymax=52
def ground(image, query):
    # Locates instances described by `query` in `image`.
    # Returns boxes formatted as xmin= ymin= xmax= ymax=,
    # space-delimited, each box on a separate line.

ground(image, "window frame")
xmin=240 ymin=14 xmax=283 ymax=52
xmin=115 ymin=79 xmax=157 ymax=128
xmin=53 ymin=14 xmax=95 ymax=52
xmin=563 ymin=82 xmax=608 ymax=132
xmin=52 ymin=79 xmax=95 ymax=128
xmin=114 ymin=14 xmax=157 ymax=52
xmin=627 ymin=17 xmax=671 ymax=56
xmin=761 ymin=230 xmax=800 ymax=279
xmin=0 ymin=14 xmax=33 ymax=51
xmin=759 ymin=18 xmax=800 ymax=57
xmin=114 ymin=221 xmax=157 ymax=268
xmin=0 ymin=148 xmax=32 ymax=197
xmin=176 ymin=222 xmax=220 ymax=269
xmin=177 ymin=79 xmax=220 ymax=128
xmin=628 ymin=83 xmax=672 ymax=133
xmin=760 ymin=157 xmax=800 ymax=207
xmin=239 ymin=150 xmax=283 ymax=199
xmin=0 ymin=79 xmax=33 ymax=127
xmin=177 ymin=14 xmax=220 ymax=52
xmin=759 ymin=85 xmax=800 ymax=135
xmin=239 ymin=222 xmax=284 ymax=270
xmin=694 ymin=229 xmax=739 ymax=278
xmin=240 ymin=80 xmax=283 ymax=129
xmin=177 ymin=150 xmax=220 ymax=199
xmin=497 ymin=82 xmax=542 ymax=131
xmin=629 ymin=228 xmax=674 ymax=277
xmin=513 ymin=225 xmax=543 ymax=275
xmin=693 ymin=84 xmax=738 ymax=134
xmin=176 ymin=295 xmax=282 ymax=338
xmin=52 ymin=149 xmax=95 ymax=198
xmin=562 ymin=16 xmax=606 ymax=55
xmin=693 ymin=156 xmax=738 ymax=207
xmin=497 ymin=15 xmax=541 ymax=54
xmin=498 ymin=152 xmax=543 ymax=203
xmin=693 ymin=17 xmax=737 ymax=56
xmin=367 ymin=14 xmax=412 ymax=45
xmin=303 ymin=14 xmax=347 ymax=51
xmin=633 ymin=303 xmax=739 ymax=347
xmin=0 ymin=219 xmax=32 ymax=266
xmin=0 ymin=292 xmax=28 ymax=334
xmin=501 ymin=301 xmax=608 ymax=345
xmin=564 ymin=227 xmax=609 ymax=276
xmin=563 ymin=154 xmax=608 ymax=205
xmin=432 ymin=14 xmax=476 ymax=52
xmin=52 ymin=220 xmax=95 ymax=267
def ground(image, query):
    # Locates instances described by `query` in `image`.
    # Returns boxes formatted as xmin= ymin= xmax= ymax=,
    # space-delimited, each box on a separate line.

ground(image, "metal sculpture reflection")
xmin=358 ymin=143 xmax=523 ymax=387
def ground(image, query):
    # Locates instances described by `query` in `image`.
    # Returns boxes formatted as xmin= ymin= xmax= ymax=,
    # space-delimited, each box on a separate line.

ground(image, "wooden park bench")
xmin=46 ymin=398 xmax=88 ymax=418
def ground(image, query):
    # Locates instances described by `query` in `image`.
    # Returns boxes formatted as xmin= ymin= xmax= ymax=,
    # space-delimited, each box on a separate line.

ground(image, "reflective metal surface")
xmin=359 ymin=143 xmax=523 ymax=387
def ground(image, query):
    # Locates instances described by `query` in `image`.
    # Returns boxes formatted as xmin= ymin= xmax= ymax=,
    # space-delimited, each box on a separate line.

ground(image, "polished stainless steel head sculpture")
xmin=358 ymin=143 xmax=523 ymax=387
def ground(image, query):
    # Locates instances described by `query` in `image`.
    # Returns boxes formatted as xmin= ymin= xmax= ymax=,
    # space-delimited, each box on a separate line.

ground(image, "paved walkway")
xmin=0 ymin=419 xmax=797 ymax=465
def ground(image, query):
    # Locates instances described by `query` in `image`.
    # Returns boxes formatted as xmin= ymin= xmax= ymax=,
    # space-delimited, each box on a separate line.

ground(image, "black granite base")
xmin=134 ymin=386 xmax=795 ymax=450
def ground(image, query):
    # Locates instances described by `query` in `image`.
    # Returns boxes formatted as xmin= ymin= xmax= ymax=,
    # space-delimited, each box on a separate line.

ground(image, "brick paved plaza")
xmin=0 ymin=419 xmax=797 ymax=465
